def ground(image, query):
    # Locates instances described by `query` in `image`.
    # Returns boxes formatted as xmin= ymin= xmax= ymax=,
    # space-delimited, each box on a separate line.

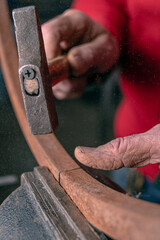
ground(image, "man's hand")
xmin=42 ymin=10 xmax=119 ymax=99
xmin=75 ymin=124 xmax=160 ymax=170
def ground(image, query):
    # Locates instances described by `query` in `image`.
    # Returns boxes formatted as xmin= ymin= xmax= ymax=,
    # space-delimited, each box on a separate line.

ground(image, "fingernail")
xmin=76 ymin=146 xmax=95 ymax=154
xmin=69 ymin=51 xmax=81 ymax=64
xmin=60 ymin=40 xmax=68 ymax=49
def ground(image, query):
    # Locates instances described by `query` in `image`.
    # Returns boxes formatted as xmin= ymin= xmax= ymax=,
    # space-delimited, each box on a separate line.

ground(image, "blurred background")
xmin=0 ymin=0 xmax=121 ymax=204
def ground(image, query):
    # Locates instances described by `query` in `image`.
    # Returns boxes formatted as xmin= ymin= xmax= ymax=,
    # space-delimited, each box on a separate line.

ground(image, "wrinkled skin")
xmin=42 ymin=9 xmax=119 ymax=99
xmin=75 ymin=124 xmax=160 ymax=169
xmin=42 ymin=10 xmax=160 ymax=170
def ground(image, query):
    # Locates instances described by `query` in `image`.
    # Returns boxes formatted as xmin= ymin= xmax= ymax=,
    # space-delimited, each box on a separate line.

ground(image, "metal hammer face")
xmin=12 ymin=6 xmax=58 ymax=135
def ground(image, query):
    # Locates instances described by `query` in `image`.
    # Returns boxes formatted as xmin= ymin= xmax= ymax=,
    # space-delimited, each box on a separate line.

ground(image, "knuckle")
xmin=108 ymin=137 xmax=128 ymax=168
xmin=68 ymin=48 xmax=82 ymax=63
xmin=63 ymin=9 xmax=75 ymax=16
xmin=63 ymin=9 xmax=88 ymax=31
xmin=109 ymin=137 xmax=126 ymax=154
xmin=68 ymin=46 xmax=94 ymax=75
xmin=64 ymin=9 xmax=84 ymax=17
xmin=68 ymin=49 xmax=83 ymax=74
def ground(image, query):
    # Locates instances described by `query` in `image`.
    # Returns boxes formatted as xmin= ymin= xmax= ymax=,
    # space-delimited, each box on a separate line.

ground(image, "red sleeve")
xmin=72 ymin=0 xmax=127 ymax=45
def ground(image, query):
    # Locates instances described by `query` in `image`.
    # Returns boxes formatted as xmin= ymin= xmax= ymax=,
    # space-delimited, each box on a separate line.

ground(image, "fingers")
xmin=52 ymin=76 xmax=87 ymax=100
xmin=74 ymin=124 xmax=160 ymax=170
xmin=68 ymin=33 xmax=119 ymax=77
xmin=42 ymin=9 xmax=118 ymax=74
xmin=49 ymin=32 xmax=118 ymax=99
xmin=42 ymin=9 xmax=119 ymax=100
xmin=42 ymin=9 xmax=97 ymax=61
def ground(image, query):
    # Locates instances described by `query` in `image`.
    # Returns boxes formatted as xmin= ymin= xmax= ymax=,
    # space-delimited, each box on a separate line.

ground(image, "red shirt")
xmin=72 ymin=0 xmax=160 ymax=181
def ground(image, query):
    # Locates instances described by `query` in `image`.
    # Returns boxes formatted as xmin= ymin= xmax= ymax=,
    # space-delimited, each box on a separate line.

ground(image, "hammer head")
xmin=12 ymin=6 xmax=58 ymax=135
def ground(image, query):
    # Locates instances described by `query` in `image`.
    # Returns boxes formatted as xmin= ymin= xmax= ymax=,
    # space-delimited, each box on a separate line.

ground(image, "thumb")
xmin=74 ymin=125 xmax=160 ymax=170
xmin=67 ymin=32 xmax=119 ymax=77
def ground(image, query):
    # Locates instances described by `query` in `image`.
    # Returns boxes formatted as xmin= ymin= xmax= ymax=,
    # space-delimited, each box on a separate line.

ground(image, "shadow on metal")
xmin=0 ymin=1 xmax=160 ymax=239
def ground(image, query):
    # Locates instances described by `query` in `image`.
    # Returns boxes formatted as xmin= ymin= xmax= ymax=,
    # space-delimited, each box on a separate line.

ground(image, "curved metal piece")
xmin=0 ymin=1 xmax=160 ymax=239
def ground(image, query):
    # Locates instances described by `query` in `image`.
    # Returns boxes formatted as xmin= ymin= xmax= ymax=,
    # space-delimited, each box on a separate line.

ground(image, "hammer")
xmin=12 ymin=6 xmax=68 ymax=135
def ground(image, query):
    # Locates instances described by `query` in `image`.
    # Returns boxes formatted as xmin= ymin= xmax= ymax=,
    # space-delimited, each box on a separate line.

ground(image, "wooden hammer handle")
xmin=48 ymin=55 xmax=69 ymax=86
xmin=48 ymin=55 xmax=102 ymax=86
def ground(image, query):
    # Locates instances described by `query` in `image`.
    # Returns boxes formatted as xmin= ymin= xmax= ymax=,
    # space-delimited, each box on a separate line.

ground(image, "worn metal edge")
xmin=1 ymin=1 xmax=160 ymax=240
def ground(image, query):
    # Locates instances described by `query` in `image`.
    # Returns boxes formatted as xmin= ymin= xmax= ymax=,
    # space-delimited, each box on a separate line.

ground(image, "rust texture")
xmin=1 ymin=1 xmax=160 ymax=239
xmin=13 ymin=6 xmax=58 ymax=135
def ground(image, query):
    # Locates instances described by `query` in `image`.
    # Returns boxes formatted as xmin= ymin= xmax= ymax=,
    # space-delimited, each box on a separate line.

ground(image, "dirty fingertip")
xmin=74 ymin=146 xmax=84 ymax=157
xmin=74 ymin=146 xmax=89 ymax=164
xmin=74 ymin=146 xmax=95 ymax=157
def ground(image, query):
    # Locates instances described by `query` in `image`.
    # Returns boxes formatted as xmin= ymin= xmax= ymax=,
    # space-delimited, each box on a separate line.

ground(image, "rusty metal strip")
xmin=1 ymin=1 xmax=160 ymax=239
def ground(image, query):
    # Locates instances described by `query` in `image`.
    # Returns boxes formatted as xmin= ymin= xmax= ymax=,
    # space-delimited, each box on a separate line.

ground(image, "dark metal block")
xmin=12 ymin=6 xmax=58 ymax=135
xmin=0 ymin=167 xmax=100 ymax=240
